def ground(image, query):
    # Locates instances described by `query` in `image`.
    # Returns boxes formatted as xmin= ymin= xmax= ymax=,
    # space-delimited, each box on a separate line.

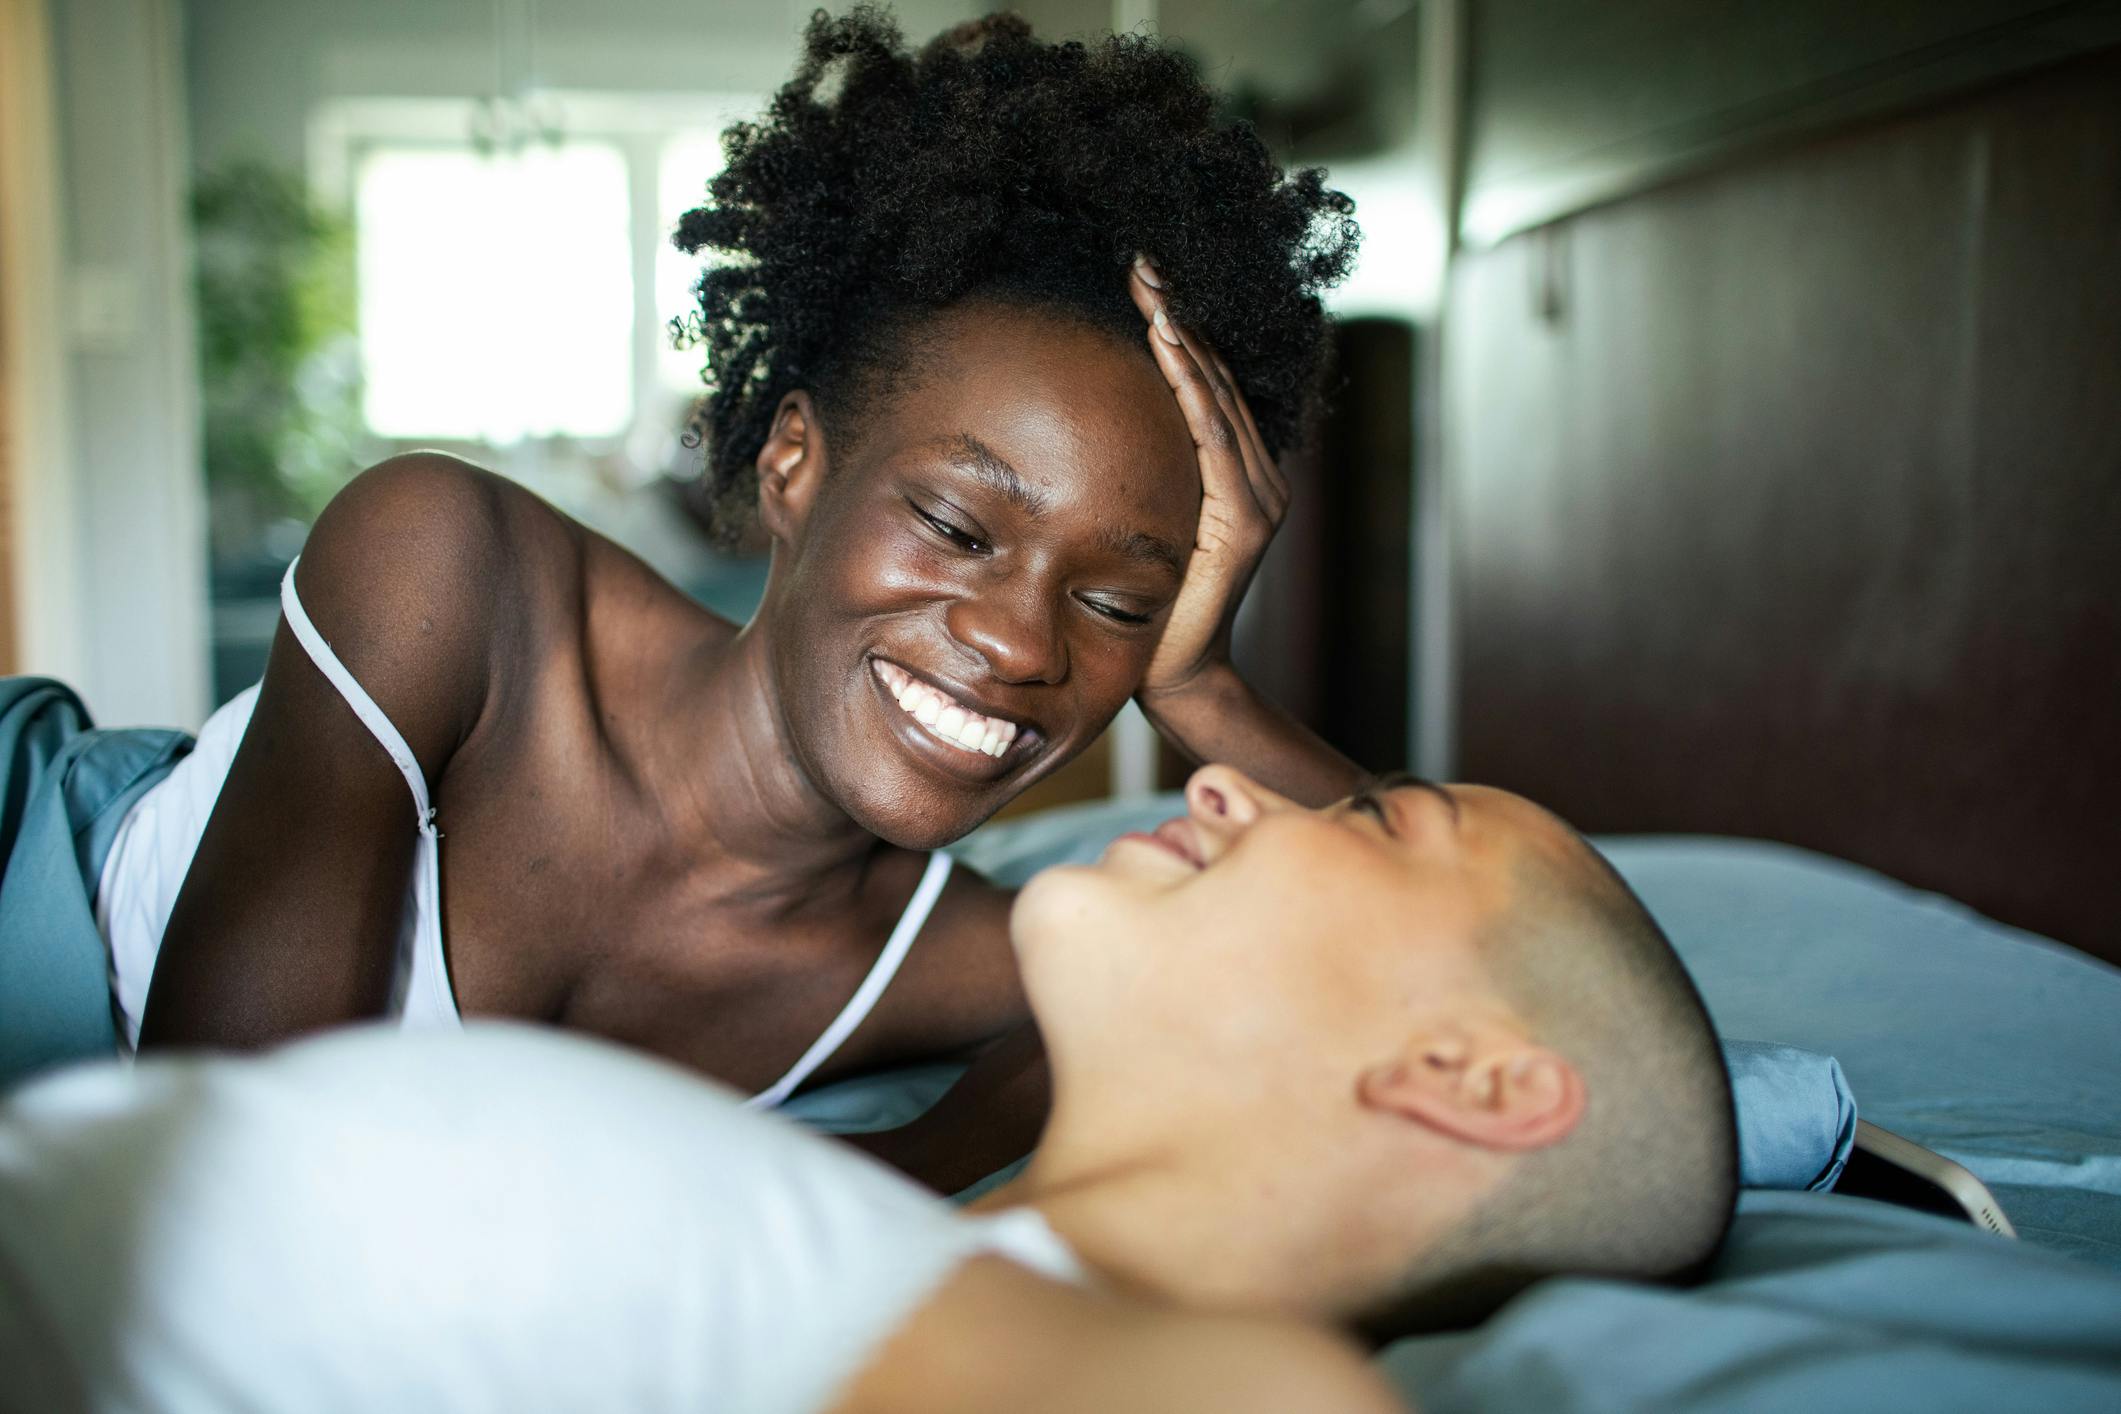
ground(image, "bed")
xmin=1319 ymin=50 xmax=2121 ymax=1404
xmin=785 ymin=794 xmax=2121 ymax=1411
xmin=800 ymin=80 xmax=2121 ymax=1379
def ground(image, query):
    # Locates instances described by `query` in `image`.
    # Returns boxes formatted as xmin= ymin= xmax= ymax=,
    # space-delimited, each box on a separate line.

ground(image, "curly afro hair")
xmin=672 ymin=4 xmax=1359 ymax=541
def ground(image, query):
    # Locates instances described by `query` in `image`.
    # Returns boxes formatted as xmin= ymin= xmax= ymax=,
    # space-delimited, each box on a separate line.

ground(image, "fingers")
xmin=1208 ymin=346 xmax=1288 ymax=517
xmin=1130 ymin=262 xmax=1257 ymax=518
xmin=1125 ymin=255 xmax=1165 ymax=325
xmin=1129 ymin=257 xmax=1287 ymax=528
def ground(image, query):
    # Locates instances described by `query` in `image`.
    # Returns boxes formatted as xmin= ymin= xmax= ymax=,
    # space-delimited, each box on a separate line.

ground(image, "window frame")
xmin=307 ymin=91 xmax=758 ymax=487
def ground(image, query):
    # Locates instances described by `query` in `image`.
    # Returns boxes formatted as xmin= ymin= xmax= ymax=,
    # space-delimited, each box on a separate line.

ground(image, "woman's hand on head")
xmin=1117 ymin=259 xmax=1368 ymax=809
xmin=1126 ymin=255 xmax=1289 ymax=704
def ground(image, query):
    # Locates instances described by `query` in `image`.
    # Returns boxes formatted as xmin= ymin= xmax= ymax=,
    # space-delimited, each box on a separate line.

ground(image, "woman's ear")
xmin=1357 ymin=1022 xmax=1587 ymax=1154
xmin=757 ymin=391 xmax=827 ymax=546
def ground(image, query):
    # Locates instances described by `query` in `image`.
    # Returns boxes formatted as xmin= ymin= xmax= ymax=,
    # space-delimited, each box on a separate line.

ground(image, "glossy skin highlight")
xmin=986 ymin=768 xmax=1597 ymax=1325
xmin=1013 ymin=768 xmax=1596 ymax=1185
xmin=755 ymin=301 xmax=1203 ymax=850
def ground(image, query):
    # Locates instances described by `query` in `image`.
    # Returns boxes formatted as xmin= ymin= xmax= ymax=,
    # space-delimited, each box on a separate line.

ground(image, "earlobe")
xmin=756 ymin=391 xmax=826 ymax=544
xmin=1359 ymin=1028 xmax=1586 ymax=1154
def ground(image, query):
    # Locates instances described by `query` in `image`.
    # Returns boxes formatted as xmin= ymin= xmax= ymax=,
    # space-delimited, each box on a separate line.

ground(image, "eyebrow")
xmin=945 ymin=434 xmax=1050 ymax=516
xmin=1097 ymin=526 xmax=1185 ymax=577
xmin=944 ymin=434 xmax=1184 ymax=577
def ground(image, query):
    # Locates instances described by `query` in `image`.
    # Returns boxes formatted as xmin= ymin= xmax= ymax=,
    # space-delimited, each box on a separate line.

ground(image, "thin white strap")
xmin=744 ymin=852 xmax=955 ymax=1110
xmin=280 ymin=556 xmax=436 ymax=834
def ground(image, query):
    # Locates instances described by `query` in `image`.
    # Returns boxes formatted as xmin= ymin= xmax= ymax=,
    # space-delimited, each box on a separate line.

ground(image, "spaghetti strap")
xmin=745 ymin=851 xmax=956 ymax=1110
xmin=280 ymin=556 xmax=436 ymax=834
xmin=276 ymin=557 xmax=458 ymax=1027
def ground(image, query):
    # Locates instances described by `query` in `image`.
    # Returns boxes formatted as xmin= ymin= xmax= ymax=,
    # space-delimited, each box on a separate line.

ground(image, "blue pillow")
xmin=1724 ymin=1040 xmax=1857 ymax=1191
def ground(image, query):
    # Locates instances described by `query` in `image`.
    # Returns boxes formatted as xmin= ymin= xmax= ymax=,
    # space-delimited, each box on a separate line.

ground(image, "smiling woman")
xmin=749 ymin=300 xmax=1215 ymax=848
xmin=10 ymin=4 xmax=1363 ymax=1189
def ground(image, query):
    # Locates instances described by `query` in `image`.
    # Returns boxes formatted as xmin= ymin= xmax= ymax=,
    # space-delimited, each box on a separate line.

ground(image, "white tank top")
xmin=93 ymin=558 xmax=954 ymax=1108
xmin=0 ymin=1024 xmax=1082 ymax=1414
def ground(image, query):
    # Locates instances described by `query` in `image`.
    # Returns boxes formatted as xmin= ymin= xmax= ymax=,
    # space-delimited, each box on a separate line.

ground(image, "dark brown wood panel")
xmin=1447 ymin=48 xmax=2121 ymax=963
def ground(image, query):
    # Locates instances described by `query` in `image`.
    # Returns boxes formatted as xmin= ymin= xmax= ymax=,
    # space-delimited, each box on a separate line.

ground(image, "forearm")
xmin=844 ymin=1022 xmax=1051 ymax=1195
xmin=1138 ymin=663 xmax=1368 ymax=808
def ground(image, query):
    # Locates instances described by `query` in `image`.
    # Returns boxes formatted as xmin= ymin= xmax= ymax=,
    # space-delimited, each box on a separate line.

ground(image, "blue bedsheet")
xmin=1379 ymin=1191 xmax=2121 ymax=1413
xmin=1609 ymin=836 xmax=2121 ymax=1272
xmin=941 ymin=797 xmax=2121 ymax=1410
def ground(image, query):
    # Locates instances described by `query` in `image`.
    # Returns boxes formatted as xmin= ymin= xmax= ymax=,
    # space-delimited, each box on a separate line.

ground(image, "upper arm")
xmin=140 ymin=455 xmax=515 ymax=1047
xmin=834 ymin=1256 xmax=1408 ymax=1414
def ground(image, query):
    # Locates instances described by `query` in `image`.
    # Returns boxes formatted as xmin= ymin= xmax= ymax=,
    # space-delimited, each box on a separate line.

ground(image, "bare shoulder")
xmin=294 ymin=454 xmax=584 ymax=727
xmin=834 ymin=1255 xmax=1408 ymax=1414
xmin=255 ymin=453 xmax=585 ymax=784
xmin=302 ymin=451 xmax=573 ymax=613
xmin=1102 ymin=1305 xmax=1407 ymax=1414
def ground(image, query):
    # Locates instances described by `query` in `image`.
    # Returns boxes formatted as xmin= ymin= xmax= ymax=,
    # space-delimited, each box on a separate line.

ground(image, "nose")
xmin=1184 ymin=763 xmax=1292 ymax=839
xmin=943 ymin=577 xmax=1069 ymax=685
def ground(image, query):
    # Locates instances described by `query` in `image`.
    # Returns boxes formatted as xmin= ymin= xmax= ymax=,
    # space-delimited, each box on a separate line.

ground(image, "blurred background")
xmin=3 ymin=1 xmax=2117 ymax=947
xmin=0 ymin=0 xmax=1436 ymax=815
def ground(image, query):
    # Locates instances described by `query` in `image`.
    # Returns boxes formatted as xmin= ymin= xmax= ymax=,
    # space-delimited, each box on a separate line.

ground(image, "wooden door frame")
xmin=0 ymin=0 xmax=83 ymax=683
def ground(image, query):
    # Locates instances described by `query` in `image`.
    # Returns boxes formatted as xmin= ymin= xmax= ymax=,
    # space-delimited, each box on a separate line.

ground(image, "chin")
xmin=1011 ymin=862 xmax=1125 ymax=951
xmin=826 ymin=759 xmax=1000 ymax=851
xmin=1010 ymin=863 xmax=1074 ymax=925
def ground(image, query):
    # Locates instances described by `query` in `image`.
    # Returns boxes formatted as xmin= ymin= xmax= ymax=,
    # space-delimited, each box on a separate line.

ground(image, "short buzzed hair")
xmin=1363 ymin=839 xmax=1738 ymax=1334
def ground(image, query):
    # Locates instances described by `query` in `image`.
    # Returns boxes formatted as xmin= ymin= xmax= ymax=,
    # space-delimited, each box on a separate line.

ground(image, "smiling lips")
xmin=1150 ymin=815 xmax=1204 ymax=866
xmin=1111 ymin=816 xmax=1205 ymax=869
xmin=872 ymin=659 xmax=1022 ymax=759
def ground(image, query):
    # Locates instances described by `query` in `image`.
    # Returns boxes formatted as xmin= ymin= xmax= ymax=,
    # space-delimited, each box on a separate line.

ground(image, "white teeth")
xmin=874 ymin=659 xmax=1023 ymax=761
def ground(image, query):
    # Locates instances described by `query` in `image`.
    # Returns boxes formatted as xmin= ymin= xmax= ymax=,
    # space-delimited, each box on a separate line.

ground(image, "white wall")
xmin=25 ymin=0 xmax=212 ymax=729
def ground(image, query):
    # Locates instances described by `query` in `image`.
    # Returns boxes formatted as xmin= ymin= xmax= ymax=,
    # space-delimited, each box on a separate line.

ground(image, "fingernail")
xmin=1134 ymin=255 xmax=1164 ymax=289
xmin=1153 ymin=308 xmax=1182 ymax=346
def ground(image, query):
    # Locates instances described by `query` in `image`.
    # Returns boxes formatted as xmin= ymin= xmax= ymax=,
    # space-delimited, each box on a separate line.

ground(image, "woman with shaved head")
xmin=0 ymin=767 xmax=1738 ymax=1412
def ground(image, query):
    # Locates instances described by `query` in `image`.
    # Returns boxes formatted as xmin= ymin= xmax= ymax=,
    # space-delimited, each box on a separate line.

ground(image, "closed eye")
xmin=1347 ymin=773 xmax=1460 ymax=836
xmin=910 ymin=500 xmax=990 ymax=554
xmin=1350 ymin=792 xmax=1396 ymax=836
xmin=1081 ymin=597 xmax=1154 ymax=626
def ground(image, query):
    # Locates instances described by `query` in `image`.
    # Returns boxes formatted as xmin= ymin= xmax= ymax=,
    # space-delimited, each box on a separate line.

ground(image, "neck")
xmin=971 ymin=1105 xmax=1434 ymax=1322
xmin=622 ymin=603 xmax=882 ymax=911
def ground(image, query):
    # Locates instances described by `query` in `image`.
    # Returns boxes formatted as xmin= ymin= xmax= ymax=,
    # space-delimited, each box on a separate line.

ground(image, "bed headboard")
xmin=1443 ymin=48 xmax=2121 ymax=966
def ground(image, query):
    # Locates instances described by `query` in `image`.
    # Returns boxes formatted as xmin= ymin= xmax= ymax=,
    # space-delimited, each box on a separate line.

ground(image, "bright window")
xmin=355 ymin=142 xmax=634 ymax=442
xmin=656 ymin=130 xmax=729 ymax=399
